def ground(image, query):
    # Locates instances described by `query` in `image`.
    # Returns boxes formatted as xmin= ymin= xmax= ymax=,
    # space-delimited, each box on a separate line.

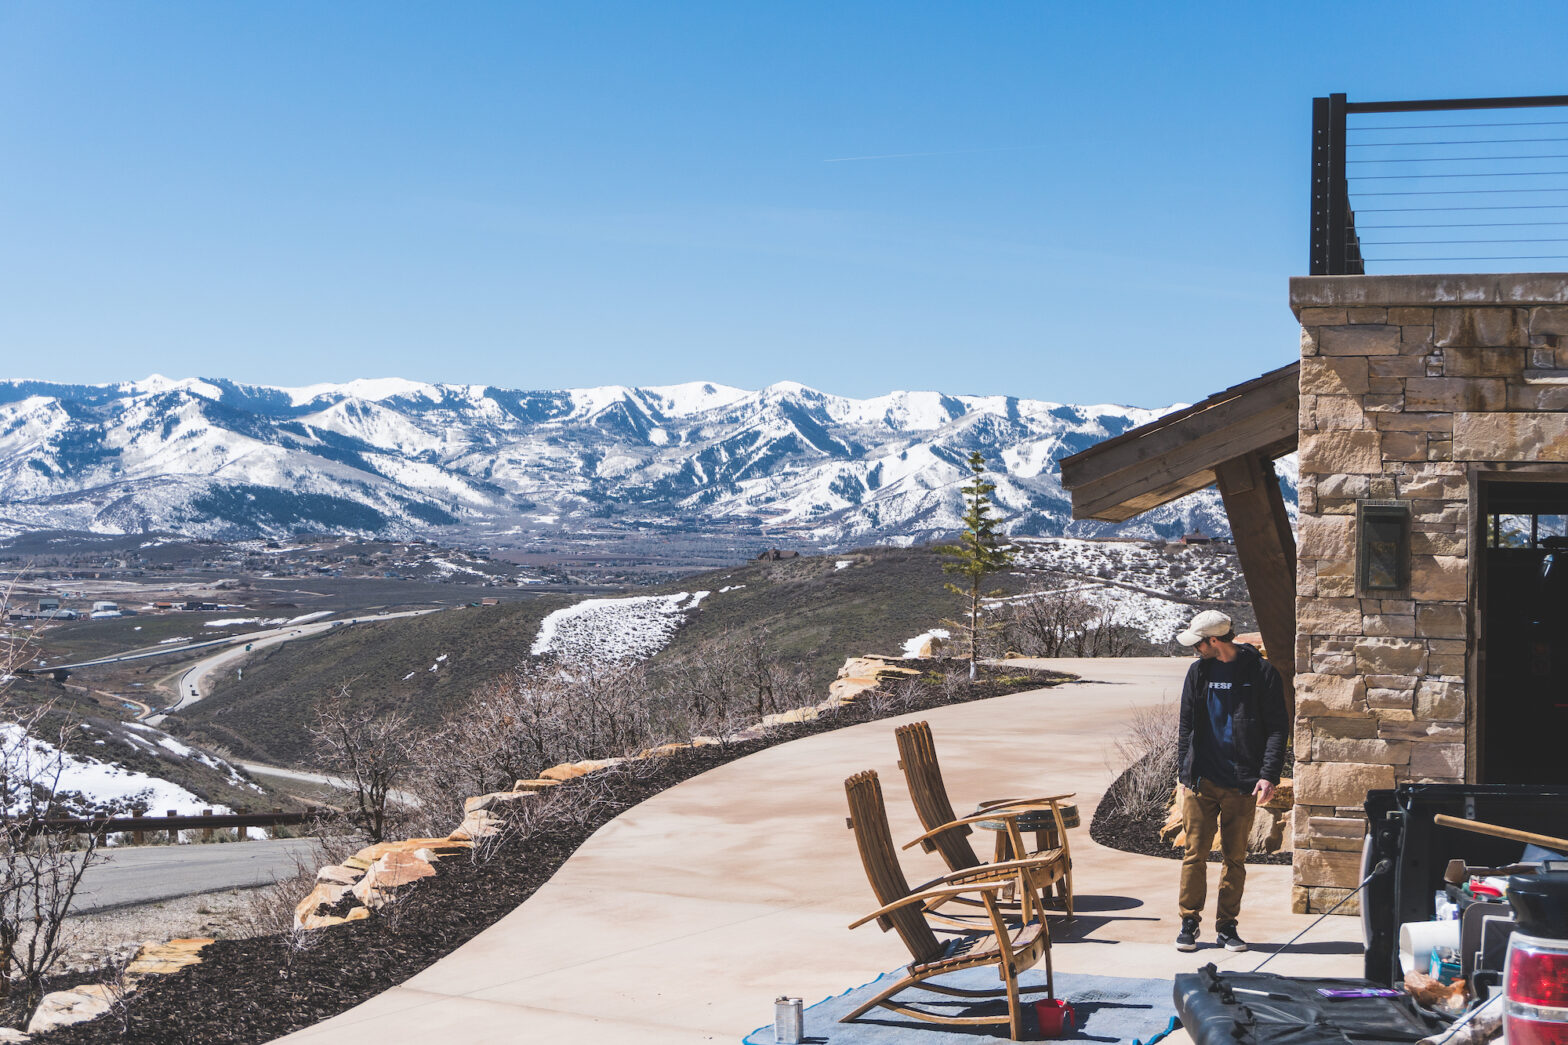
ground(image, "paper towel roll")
xmin=1400 ymin=918 xmax=1461 ymax=974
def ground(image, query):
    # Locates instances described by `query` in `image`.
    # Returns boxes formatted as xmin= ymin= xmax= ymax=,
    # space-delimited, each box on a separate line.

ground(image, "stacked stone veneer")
xmin=1289 ymin=273 xmax=1568 ymax=914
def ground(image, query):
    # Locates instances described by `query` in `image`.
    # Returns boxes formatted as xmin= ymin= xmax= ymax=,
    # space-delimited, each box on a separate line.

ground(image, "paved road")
xmin=146 ymin=608 xmax=441 ymax=724
xmin=69 ymin=837 xmax=323 ymax=913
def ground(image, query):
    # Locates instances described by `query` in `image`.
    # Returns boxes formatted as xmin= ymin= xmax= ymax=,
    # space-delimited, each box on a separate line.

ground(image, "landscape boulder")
xmin=26 ymin=986 xmax=117 ymax=1035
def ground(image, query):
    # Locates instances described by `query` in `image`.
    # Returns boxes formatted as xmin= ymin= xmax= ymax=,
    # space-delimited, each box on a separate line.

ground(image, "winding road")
xmin=144 ymin=608 xmax=441 ymax=725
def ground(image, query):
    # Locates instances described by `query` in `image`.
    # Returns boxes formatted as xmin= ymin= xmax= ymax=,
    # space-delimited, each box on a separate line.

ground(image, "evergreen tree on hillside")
xmin=937 ymin=451 xmax=1015 ymax=679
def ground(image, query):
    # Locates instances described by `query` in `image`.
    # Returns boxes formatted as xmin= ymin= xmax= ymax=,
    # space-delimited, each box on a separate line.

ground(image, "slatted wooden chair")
xmin=895 ymin=720 xmax=1076 ymax=918
xmin=843 ymin=770 xmax=1054 ymax=1039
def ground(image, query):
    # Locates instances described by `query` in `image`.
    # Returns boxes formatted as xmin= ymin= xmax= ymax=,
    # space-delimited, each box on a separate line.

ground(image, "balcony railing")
xmin=1312 ymin=93 xmax=1568 ymax=275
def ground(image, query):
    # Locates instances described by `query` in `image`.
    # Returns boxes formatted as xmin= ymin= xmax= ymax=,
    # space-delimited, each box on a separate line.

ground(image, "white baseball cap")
xmin=1177 ymin=610 xmax=1233 ymax=647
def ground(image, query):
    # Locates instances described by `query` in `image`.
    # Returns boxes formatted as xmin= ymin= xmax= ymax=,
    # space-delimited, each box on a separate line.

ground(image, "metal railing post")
xmin=1311 ymin=96 xmax=1331 ymax=274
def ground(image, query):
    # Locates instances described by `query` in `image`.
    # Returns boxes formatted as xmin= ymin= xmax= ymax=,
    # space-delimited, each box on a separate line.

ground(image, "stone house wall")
xmin=1288 ymin=274 xmax=1568 ymax=914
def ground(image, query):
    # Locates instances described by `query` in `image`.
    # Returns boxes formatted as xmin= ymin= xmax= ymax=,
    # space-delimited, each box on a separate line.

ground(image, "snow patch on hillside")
xmin=531 ymin=591 xmax=705 ymax=661
xmin=2 ymin=723 xmax=235 ymax=818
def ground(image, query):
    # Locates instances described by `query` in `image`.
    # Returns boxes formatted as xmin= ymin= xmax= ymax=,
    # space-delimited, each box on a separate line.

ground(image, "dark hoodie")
xmin=1176 ymin=642 xmax=1287 ymax=792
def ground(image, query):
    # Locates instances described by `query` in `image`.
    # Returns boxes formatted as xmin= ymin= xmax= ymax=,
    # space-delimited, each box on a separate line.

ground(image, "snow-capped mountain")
xmin=0 ymin=375 xmax=1290 ymax=545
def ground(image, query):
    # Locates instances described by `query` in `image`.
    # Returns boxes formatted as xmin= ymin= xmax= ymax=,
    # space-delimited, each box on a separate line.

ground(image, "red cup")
xmin=1035 ymin=998 xmax=1077 ymax=1038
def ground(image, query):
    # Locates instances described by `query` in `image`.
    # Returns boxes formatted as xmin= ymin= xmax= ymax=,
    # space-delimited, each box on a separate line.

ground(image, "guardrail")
xmin=11 ymin=807 xmax=330 ymax=845
xmin=1312 ymin=93 xmax=1568 ymax=275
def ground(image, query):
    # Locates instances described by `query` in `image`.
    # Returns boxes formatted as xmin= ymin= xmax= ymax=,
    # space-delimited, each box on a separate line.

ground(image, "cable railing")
xmin=1311 ymin=93 xmax=1568 ymax=275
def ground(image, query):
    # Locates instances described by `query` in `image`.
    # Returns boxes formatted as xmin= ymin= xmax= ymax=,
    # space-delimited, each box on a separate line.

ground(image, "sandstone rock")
xmin=1293 ymin=884 xmax=1361 ymax=916
xmin=1319 ymin=325 xmax=1402 ymax=356
xmin=1379 ymin=719 xmax=1465 ymax=742
xmin=1416 ymin=604 xmax=1466 ymax=639
xmin=1311 ymin=737 xmax=1409 ymax=765
xmin=540 ymin=758 xmax=624 ymax=781
xmin=124 ymin=937 xmax=213 ymax=979
xmin=1415 ymin=679 xmax=1465 ymax=721
xmin=26 ymin=986 xmax=117 ymax=1035
xmin=0 ymin=1026 xmax=29 ymax=1042
xmin=1300 ymin=430 xmax=1384 ymax=475
xmin=1434 ymin=307 xmax=1528 ymax=349
xmin=827 ymin=677 xmax=880 ymax=705
xmin=1300 ymin=356 xmax=1370 ymax=395
xmin=449 ymin=808 xmax=505 ymax=842
xmin=1296 ymin=597 xmax=1361 ymax=636
xmin=1444 ymin=346 xmax=1527 ymax=378
xmin=1528 ymin=305 xmax=1568 ymax=336
xmin=1409 ymin=742 xmax=1466 ymax=780
xmin=301 ymin=906 xmax=371 ymax=931
xmin=1355 ymin=638 xmax=1427 ymax=676
xmin=317 ymin=864 xmax=364 ymax=885
xmin=1294 ymin=846 xmax=1365 ymax=889
xmin=640 ymin=743 xmax=690 ymax=758
xmin=762 ymin=706 xmax=820 ymax=727
xmin=1405 ymin=377 xmax=1505 ymax=412
xmin=1295 ymin=761 xmax=1395 ymax=807
xmin=294 ymin=881 xmax=351 ymax=929
xmin=351 ymin=849 xmax=437 ymax=907
xmin=512 ymin=778 xmax=562 ymax=791
xmin=1307 ymin=815 xmax=1367 ymax=841
xmin=1454 ymin=411 xmax=1568 ymax=461
xmin=1294 ymin=673 xmax=1364 ymax=716
xmin=1250 ymin=804 xmax=1289 ymax=854
xmin=464 ymin=791 xmax=536 ymax=815
xmin=1314 ymin=395 xmax=1368 ymax=429
xmin=1298 ymin=516 xmax=1355 ymax=560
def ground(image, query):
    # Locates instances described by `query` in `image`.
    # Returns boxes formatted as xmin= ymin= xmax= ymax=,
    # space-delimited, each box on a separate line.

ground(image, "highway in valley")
xmin=142 ymin=607 xmax=442 ymax=724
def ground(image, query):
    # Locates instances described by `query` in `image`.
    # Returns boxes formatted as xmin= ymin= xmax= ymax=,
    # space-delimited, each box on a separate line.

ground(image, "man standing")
xmin=1173 ymin=610 xmax=1286 ymax=953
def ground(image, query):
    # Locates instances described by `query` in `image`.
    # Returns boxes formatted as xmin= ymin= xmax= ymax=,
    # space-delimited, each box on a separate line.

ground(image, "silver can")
xmin=774 ymin=996 xmax=803 ymax=1043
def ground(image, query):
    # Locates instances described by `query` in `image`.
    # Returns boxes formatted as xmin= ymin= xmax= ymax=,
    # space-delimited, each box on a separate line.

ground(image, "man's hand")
xmin=1253 ymin=779 xmax=1275 ymax=804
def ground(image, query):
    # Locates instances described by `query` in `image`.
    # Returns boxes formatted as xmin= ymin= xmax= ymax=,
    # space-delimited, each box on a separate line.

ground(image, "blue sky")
xmin=4 ymin=2 xmax=1568 ymax=408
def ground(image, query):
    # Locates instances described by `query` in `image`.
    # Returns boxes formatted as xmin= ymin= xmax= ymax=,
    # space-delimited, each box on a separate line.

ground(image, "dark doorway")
xmin=1478 ymin=479 xmax=1568 ymax=784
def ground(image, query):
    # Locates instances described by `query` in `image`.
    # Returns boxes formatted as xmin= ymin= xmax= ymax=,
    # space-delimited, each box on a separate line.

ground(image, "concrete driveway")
xmin=276 ymin=658 xmax=1361 ymax=1044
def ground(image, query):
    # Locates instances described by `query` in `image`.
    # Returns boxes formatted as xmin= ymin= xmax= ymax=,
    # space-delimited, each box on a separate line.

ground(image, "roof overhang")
xmin=1059 ymin=362 xmax=1299 ymax=522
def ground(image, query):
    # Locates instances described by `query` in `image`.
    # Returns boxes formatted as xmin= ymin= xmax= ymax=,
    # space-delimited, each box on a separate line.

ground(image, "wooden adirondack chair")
xmin=842 ymin=770 xmax=1053 ymax=1039
xmin=894 ymin=720 xmax=1076 ymax=917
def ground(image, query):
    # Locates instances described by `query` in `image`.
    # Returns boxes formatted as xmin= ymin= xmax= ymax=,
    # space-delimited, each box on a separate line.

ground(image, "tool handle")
xmin=1433 ymin=814 xmax=1568 ymax=852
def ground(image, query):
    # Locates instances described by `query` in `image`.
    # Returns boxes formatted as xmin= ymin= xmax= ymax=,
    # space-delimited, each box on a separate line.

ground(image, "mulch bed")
xmin=1089 ymin=754 xmax=1294 ymax=866
xmin=20 ymin=662 xmax=1073 ymax=1044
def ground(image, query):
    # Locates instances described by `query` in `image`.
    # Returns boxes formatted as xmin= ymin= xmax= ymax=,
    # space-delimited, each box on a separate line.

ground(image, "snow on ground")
xmin=121 ymin=723 xmax=258 ymax=791
xmin=902 ymin=628 xmax=950 ymax=658
xmin=202 ymin=617 xmax=285 ymax=628
xmin=284 ymin=610 xmax=333 ymax=625
xmin=531 ymin=591 xmax=710 ymax=661
xmin=1011 ymin=536 xmax=1245 ymax=602
xmin=835 ymin=560 xmax=852 ymax=570
xmin=3 ymin=724 xmax=226 ymax=819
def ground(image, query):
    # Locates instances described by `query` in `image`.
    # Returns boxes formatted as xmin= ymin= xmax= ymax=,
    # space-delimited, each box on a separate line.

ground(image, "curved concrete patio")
xmin=277 ymin=658 xmax=1362 ymax=1044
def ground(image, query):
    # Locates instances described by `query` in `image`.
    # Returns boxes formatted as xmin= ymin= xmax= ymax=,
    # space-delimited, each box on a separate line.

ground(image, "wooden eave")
xmin=1059 ymin=362 xmax=1300 ymax=522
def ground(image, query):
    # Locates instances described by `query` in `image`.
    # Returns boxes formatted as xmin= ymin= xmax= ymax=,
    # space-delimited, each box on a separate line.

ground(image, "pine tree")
xmin=936 ymin=451 xmax=1015 ymax=679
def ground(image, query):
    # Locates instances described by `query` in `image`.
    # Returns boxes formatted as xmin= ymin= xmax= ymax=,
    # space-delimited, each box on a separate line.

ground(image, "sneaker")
xmin=1215 ymin=923 xmax=1248 ymax=952
xmin=1175 ymin=917 xmax=1200 ymax=952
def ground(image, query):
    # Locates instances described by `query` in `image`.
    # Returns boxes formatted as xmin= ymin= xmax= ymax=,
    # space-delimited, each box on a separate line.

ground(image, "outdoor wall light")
xmin=1357 ymin=500 xmax=1411 ymax=592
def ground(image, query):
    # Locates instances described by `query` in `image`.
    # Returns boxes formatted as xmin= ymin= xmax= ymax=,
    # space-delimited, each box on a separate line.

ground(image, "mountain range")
xmin=0 ymin=376 xmax=1291 ymax=546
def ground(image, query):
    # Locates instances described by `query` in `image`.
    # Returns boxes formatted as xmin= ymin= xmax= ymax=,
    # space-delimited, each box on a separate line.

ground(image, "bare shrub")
xmin=1001 ymin=585 xmax=1137 ymax=659
xmin=236 ymin=830 xmax=360 ymax=939
xmin=1105 ymin=702 xmax=1178 ymax=823
xmin=1 ymin=599 xmax=106 ymax=1020
xmin=308 ymin=687 xmax=414 ymax=843
xmin=654 ymin=627 xmax=809 ymax=743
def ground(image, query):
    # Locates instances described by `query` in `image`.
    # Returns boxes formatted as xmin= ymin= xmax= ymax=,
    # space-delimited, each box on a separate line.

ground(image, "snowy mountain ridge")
xmin=0 ymin=375 xmax=1289 ymax=545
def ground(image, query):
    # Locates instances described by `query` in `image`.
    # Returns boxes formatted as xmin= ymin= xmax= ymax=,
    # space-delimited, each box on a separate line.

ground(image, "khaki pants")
xmin=1178 ymin=778 xmax=1257 ymax=926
